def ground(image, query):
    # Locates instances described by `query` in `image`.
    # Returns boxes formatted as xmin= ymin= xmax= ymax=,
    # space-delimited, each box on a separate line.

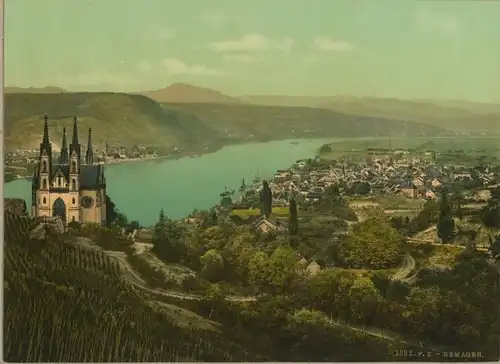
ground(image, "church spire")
xmin=40 ymin=114 xmax=51 ymax=153
xmin=85 ymin=127 xmax=94 ymax=165
xmin=59 ymin=127 xmax=69 ymax=164
xmin=69 ymin=116 xmax=81 ymax=159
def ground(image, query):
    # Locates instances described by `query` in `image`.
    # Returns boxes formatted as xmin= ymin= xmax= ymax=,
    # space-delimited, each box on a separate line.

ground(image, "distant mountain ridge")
xmin=240 ymin=95 xmax=500 ymax=135
xmin=5 ymin=86 xmax=68 ymax=94
xmin=138 ymin=83 xmax=246 ymax=104
xmin=5 ymin=91 xmax=450 ymax=151
xmin=7 ymin=83 xmax=498 ymax=142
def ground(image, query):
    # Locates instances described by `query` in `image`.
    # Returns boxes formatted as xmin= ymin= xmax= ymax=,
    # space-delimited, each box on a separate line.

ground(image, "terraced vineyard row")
xmin=4 ymin=214 xmax=36 ymax=243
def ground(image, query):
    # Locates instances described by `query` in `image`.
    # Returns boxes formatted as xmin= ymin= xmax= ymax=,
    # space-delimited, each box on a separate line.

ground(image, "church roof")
xmin=80 ymin=165 xmax=102 ymax=189
xmin=36 ymin=163 xmax=105 ymax=190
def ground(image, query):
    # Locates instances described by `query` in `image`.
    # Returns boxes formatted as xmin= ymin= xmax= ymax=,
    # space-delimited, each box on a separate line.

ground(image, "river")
xmin=4 ymin=138 xmax=334 ymax=226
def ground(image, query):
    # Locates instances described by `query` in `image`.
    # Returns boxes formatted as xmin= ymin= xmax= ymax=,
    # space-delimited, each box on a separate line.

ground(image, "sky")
xmin=5 ymin=0 xmax=500 ymax=102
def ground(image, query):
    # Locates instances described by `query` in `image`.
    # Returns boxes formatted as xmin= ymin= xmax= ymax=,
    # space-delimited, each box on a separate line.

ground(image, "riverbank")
xmin=4 ymin=136 xmax=327 ymax=181
xmin=5 ymin=138 xmax=331 ymax=225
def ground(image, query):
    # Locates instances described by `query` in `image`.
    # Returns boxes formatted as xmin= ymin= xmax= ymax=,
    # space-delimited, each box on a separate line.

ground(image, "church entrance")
xmin=52 ymin=198 xmax=67 ymax=222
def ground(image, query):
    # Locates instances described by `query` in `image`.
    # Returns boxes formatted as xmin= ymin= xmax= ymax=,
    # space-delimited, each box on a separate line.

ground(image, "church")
xmin=31 ymin=115 xmax=107 ymax=225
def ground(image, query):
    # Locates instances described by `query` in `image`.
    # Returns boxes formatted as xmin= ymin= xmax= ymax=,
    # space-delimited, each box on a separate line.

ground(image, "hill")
xmin=140 ymin=83 xmax=246 ymax=104
xmin=5 ymin=92 xmax=449 ymax=151
xmin=5 ymin=86 xmax=68 ymax=94
xmin=241 ymin=95 xmax=500 ymax=135
xmin=3 ymin=214 xmax=253 ymax=362
xmin=160 ymin=102 xmax=451 ymax=141
xmin=4 ymin=92 xmax=221 ymax=150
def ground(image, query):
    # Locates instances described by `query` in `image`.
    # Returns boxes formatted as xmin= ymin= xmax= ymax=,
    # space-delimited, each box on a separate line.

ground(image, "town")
xmin=197 ymin=145 xmax=500 ymax=252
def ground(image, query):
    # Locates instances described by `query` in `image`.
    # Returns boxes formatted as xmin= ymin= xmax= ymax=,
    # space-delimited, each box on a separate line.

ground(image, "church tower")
xmin=85 ymin=128 xmax=94 ymax=165
xmin=38 ymin=115 xmax=52 ymax=213
xmin=59 ymin=126 xmax=69 ymax=164
xmin=68 ymin=117 xmax=81 ymax=222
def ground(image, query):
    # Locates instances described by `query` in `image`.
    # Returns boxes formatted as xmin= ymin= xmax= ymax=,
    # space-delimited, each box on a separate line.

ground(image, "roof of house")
xmin=252 ymin=216 xmax=278 ymax=229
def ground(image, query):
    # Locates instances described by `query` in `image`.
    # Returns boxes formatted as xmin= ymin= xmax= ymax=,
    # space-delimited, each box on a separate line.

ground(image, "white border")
xmin=0 ymin=1 xmax=495 ymax=363
xmin=0 ymin=0 xmax=5 ymax=361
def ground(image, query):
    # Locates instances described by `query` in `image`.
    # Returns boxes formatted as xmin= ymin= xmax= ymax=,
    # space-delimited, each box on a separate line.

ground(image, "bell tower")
xmin=59 ymin=126 xmax=69 ymax=164
xmin=37 ymin=114 xmax=52 ymax=216
xmin=85 ymin=128 xmax=94 ymax=165
xmin=68 ymin=116 xmax=81 ymax=222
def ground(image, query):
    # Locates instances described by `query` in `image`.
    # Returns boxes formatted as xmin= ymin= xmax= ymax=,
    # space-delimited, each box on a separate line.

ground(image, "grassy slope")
xmin=161 ymin=102 xmax=451 ymax=141
xmin=241 ymin=96 xmax=500 ymax=135
xmin=5 ymin=92 xmax=449 ymax=150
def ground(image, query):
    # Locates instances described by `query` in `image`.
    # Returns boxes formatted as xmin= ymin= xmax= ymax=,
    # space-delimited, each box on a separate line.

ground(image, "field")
xmin=407 ymin=243 xmax=463 ymax=269
xmin=320 ymin=136 xmax=500 ymax=162
xmin=231 ymin=206 xmax=290 ymax=219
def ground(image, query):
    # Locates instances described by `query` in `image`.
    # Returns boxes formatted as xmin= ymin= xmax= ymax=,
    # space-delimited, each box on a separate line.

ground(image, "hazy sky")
xmin=5 ymin=0 xmax=500 ymax=101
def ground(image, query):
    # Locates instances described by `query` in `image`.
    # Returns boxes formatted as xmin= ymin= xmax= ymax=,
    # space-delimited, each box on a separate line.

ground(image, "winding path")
xmin=105 ymin=249 xmax=256 ymax=302
xmin=391 ymin=253 xmax=416 ymax=281
xmin=73 ymin=237 xmax=451 ymax=352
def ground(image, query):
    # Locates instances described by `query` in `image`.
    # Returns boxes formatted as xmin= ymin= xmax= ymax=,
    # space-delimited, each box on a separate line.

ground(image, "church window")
xmin=72 ymin=197 xmax=75 ymax=204
xmin=71 ymin=161 xmax=77 ymax=173
xmin=81 ymin=196 xmax=94 ymax=208
xmin=42 ymin=179 xmax=47 ymax=189
xmin=43 ymin=197 xmax=46 ymax=204
xmin=42 ymin=160 xmax=47 ymax=173
xmin=58 ymin=177 xmax=62 ymax=186
xmin=72 ymin=216 xmax=76 ymax=222
xmin=71 ymin=179 xmax=76 ymax=191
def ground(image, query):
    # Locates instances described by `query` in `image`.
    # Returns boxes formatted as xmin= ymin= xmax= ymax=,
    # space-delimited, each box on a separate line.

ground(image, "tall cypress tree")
xmin=288 ymin=198 xmax=298 ymax=235
xmin=239 ymin=178 xmax=246 ymax=195
xmin=259 ymin=180 xmax=273 ymax=217
xmin=437 ymin=190 xmax=455 ymax=243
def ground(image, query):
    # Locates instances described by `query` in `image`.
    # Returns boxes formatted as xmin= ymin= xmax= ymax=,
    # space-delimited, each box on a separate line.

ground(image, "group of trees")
xmin=337 ymin=217 xmax=405 ymax=269
xmin=183 ymin=245 xmax=500 ymax=361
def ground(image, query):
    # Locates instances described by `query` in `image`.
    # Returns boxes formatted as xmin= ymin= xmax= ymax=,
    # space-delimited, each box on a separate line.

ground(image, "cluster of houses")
xmin=239 ymin=156 xmax=500 ymax=206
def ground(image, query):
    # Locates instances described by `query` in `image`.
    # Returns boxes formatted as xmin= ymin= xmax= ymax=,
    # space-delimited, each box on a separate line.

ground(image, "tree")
xmin=105 ymin=195 xmax=126 ymax=227
xmin=451 ymin=188 xmax=465 ymax=220
xmin=480 ymin=187 xmax=500 ymax=228
xmin=488 ymin=235 xmax=500 ymax=262
xmin=266 ymin=246 xmax=299 ymax=294
xmin=220 ymin=196 xmax=233 ymax=209
xmin=339 ymin=217 xmax=405 ymax=269
xmin=205 ymin=209 xmax=218 ymax=226
xmin=248 ymin=251 xmax=270 ymax=290
xmin=288 ymin=198 xmax=299 ymax=236
xmin=239 ymin=178 xmax=246 ymax=195
xmin=354 ymin=182 xmax=371 ymax=195
xmin=319 ymin=144 xmax=332 ymax=153
xmin=259 ymin=180 xmax=273 ymax=217
xmin=200 ymin=249 xmax=224 ymax=282
xmin=437 ymin=191 xmax=455 ymax=243
xmin=152 ymin=215 xmax=185 ymax=263
xmin=159 ymin=208 xmax=165 ymax=222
